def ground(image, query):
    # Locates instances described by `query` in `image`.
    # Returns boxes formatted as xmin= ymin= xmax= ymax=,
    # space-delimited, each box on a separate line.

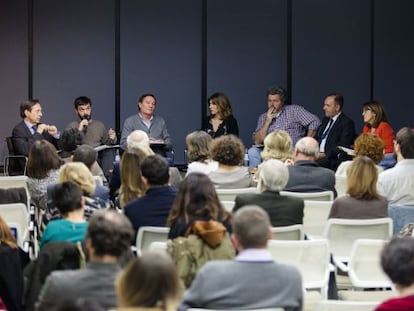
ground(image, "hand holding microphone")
xmin=78 ymin=116 xmax=90 ymax=132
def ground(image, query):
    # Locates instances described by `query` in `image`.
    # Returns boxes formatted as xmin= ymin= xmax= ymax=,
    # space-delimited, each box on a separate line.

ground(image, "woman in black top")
xmin=204 ymin=92 xmax=239 ymax=138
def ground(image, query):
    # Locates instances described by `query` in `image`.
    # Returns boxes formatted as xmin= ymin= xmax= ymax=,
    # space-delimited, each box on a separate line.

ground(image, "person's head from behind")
xmin=261 ymin=130 xmax=293 ymax=162
xmin=52 ymin=182 xmax=84 ymax=218
xmin=208 ymin=92 xmax=233 ymax=120
xmin=294 ymin=137 xmax=319 ymax=161
xmin=0 ymin=215 xmax=18 ymax=249
xmin=210 ymin=134 xmax=244 ymax=166
xmin=58 ymin=128 xmax=81 ymax=155
xmin=267 ymin=86 xmax=286 ymax=111
xmin=186 ymin=131 xmax=212 ymax=163
xmin=120 ymin=151 xmax=147 ymax=202
xmin=137 ymin=94 xmax=156 ymax=117
xmin=353 ymin=133 xmax=385 ymax=164
xmin=20 ymin=99 xmax=42 ymax=123
xmin=86 ymin=209 xmax=134 ymax=260
xmin=116 ymin=251 xmax=181 ymax=310
xmin=59 ymin=162 xmax=96 ymax=196
xmin=72 ymin=144 xmax=97 ymax=170
xmin=381 ymin=237 xmax=414 ymax=292
xmin=259 ymin=159 xmax=289 ymax=192
xmin=362 ymin=100 xmax=389 ymax=128
xmin=232 ymin=205 xmax=271 ymax=251
xmin=323 ymin=92 xmax=344 ymax=118
xmin=167 ymin=172 xmax=228 ymax=226
xmin=141 ymin=155 xmax=169 ymax=187
xmin=127 ymin=130 xmax=154 ymax=156
xmin=346 ymin=156 xmax=380 ymax=200
xmin=27 ymin=140 xmax=64 ymax=179
xmin=74 ymin=96 xmax=92 ymax=121
xmin=395 ymin=127 xmax=414 ymax=160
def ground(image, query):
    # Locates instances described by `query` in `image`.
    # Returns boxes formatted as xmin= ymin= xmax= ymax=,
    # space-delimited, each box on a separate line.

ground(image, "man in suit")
xmin=36 ymin=209 xmax=134 ymax=310
xmin=181 ymin=205 xmax=303 ymax=311
xmin=233 ymin=159 xmax=304 ymax=227
xmin=285 ymin=137 xmax=336 ymax=196
xmin=316 ymin=93 xmax=355 ymax=171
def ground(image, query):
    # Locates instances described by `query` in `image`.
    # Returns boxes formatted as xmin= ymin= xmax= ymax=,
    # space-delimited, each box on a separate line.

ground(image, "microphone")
xmin=82 ymin=115 xmax=90 ymax=132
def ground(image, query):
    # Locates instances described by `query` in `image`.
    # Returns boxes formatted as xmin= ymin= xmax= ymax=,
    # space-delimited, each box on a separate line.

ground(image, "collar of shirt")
xmin=331 ymin=111 xmax=341 ymax=123
xmin=24 ymin=120 xmax=37 ymax=134
xmin=236 ymin=248 xmax=274 ymax=262
xmin=139 ymin=112 xmax=154 ymax=129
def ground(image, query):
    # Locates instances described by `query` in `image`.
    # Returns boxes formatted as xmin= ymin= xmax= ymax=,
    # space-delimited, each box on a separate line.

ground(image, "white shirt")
xmin=185 ymin=160 xmax=218 ymax=177
xmin=320 ymin=113 xmax=340 ymax=153
xmin=377 ymin=159 xmax=414 ymax=205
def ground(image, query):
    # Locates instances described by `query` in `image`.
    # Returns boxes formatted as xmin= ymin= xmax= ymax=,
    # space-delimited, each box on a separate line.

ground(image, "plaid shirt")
xmin=253 ymin=104 xmax=321 ymax=144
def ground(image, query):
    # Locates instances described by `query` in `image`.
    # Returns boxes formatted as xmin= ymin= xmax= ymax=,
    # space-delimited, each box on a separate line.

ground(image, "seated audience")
xmin=284 ymin=137 xmax=336 ymax=195
xmin=180 ymin=205 xmax=302 ymax=311
xmin=185 ymin=130 xmax=218 ymax=176
xmin=36 ymin=210 xmax=134 ymax=310
xmin=375 ymin=237 xmax=414 ymax=310
xmin=57 ymin=127 xmax=81 ymax=160
xmin=234 ymin=159 xmax=304 ymax=227
xmin=328 ymin=156 xmax=388 ymax=219
xmin=167 ymin=172 xmax=232 ymax=239
xmin=208 ymin=135 xmax=252 ymax=188
xmin=115 ymin=251 xmax=181 ymax=311
xmin=124 ymin=155 xmax=177 ymax=234
xmin=377 ymin=127 xmax=414 ymax=205
xmin=27 ymin=140 xmax=64 ymax=211
xmin=336 ymin=133 xmax=385 ymax=177
xmin=40 ymin=182 xmax=88 ymax=249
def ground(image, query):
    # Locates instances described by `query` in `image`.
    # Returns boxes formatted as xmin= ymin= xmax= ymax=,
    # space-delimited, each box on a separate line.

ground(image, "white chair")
xmin=303 ymin=201 xmax=333 ymax=238
xmin=335 ymin=175 xmax=347 ymax=198
xmin=148 ymin=241 xmax=168 ymax=252
xmin=220 ymin=201 xmax=235 ymax=212
xmin=135 ymin=226 xmax=170 ymax=256
xmin=216 ymin=187 xmax=257 ymax=201
xmin=268 ymin=239 xmax=330 ymax=298
xmin=271 ymin=224 xmax=304 ymax=240
xmin=0 ymin=203 xmax=32 ymax=249
xmin=280 ymin=190 xmax=334 ymax=201
xmin=314 ymin=300 xmax=380 ymax=311
xmin=0 ymin=175 xmax=31 ymax=208
xmin=323 ymin=218 xmax=393 ymax=268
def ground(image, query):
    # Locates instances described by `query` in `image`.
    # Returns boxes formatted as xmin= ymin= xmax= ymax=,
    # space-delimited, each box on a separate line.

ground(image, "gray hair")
xmin=127 ymin=130 xmax=150 ymax=152
xmin=295 ymin=137 xmax=320 ymax=158
xmin=259 ymin=159 xmax=289 ymax=192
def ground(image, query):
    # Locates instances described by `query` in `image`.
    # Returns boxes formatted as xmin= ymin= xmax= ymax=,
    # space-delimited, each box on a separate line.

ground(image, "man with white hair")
xmin=126 ymin=130 xmax=153 ymax=155
xmin=233 ymin=159 xmax=304 ymax=226
xmin=284 ymin=137 xmax=336 ymax=195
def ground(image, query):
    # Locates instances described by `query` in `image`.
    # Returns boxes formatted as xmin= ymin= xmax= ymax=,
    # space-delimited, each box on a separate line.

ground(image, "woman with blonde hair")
xmin=328 ymin=156 xmax=388 ymax=219
xmin=185 ymin=131 xmax=218 ymax=176
xmin=204 ymin=93 xmax=239 ymax=138
xmin=115 ymin=251 xmax=181 ymax=311
xmin=261 ymin=130 xmax=294 ymax=163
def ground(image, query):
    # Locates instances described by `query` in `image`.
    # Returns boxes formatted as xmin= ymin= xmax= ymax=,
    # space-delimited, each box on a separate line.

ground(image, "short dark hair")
xmin=52 ymin=182 xmax=83 ymax=215
xmin=267 ymin=86 xmax=287 ymax=103
xmin=396 ymin=127 xmax=414 ymax=159
xmin=58 ymin=128 xmax=81 ymax=153
xmin=87 ymin=210 xmax=134 ymax=258
xmin=137 ymin=94 xmax=156 ymax=109
xmin=72 ymin=145 xmax=97 ymax=168
xmin=326 ymin=92 xmax=344 ymax=110
xmin=141 ymin=155 xmax=169 ymax=186
xmin=74 ymin=96 xmax=92 ymax=109
xmin=20 ymin=99 xmax=40 ymax=118
xmin=381 ymin=237 xmax=414 ymax=287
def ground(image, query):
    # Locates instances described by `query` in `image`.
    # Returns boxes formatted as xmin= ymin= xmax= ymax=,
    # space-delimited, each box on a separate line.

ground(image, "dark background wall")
xmin=1 ymin=0 xmax=413 ymax=164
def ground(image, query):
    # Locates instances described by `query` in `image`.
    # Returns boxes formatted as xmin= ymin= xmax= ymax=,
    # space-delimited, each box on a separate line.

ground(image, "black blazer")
xmin=316 ymin=113 xmax=355 ymax=170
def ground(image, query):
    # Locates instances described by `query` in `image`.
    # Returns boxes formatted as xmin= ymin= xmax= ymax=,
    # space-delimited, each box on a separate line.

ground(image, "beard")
xmin=78 ymin=113 xmax=91 ymax=121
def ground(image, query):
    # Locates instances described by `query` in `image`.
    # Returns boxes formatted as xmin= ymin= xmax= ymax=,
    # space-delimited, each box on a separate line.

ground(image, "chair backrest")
xmin=271 ymin=224 xmax=304 ymax=240
xmin=0 ymin=176 xmax=30 ymax=208
xmin=314 ymin=300 xmax=380 ymax=311
xmin=335 ymin=175 xmax=347 ymax=198
xmin=0 ymin=203 xmax=30 ymax=248
xmin=220 ymin=200 xmax=235 ymax=212
xmin=303 ymin=200 xmax=333 ymax=238
xmin=280 ymin=190 xmax=334 ymax=201
xmin=216 ymin=187 xmax=257 ymax=201
xmin=136 ymin=226 xmax=170 ymax=255
xmin=348 ymin=239 xmax=392 ymax=289
xmin=267 ymin=239 xmax=330 ymax=298
xmin=323 ymin=218 xmax=393 ymax=262
xmin=4 ymin=136 xmax=28 ymax=176
xmin=388 ymin=205 xmax=414 ymax=235
xmin=148 ymin=241 xmax=168 ymax=252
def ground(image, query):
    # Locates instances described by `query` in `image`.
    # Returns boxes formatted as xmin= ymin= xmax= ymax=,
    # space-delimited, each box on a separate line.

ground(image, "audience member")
xmin=124 ymin=155 xmax=177 ymax=234
xmin=120 ymin=94 xmax=172 ymax=157
xmin=316 ymin=93 xmax=355 ymax=171
xmin=27 ymin=140 xmax=64 ymax=211
xmin=203 ymin=92 xmax=239 ymax=138
xmin=57 ymin=127 xmax=81 ymax=159
xmin=115 ymin=252 xmax=181 ymax=311
xmin=36 ymin=210 xmax=134 ymax=310
xmin=377 ymin=127 xmax=414 ymax=205
xmin=208 ymin=135 xmax=252 ymax=188
xmin=329 ymin=156 xmax=388 ymax=219
xmin=375 ymin=237 xmax=414 ymax=310
xmin=39 ymin=182 xmax=88 ymax=249
xmin=285 ymin=137 xmax=336 ymax=195
xmin=247 ymin=86 xmax=320 ymax=167
xmin=234 ymin=159 xmax=304 ymax=226
xmin=181 ymin=205 xmax=302 ymax=311
xmin=185 ymin=130 xmax=218 ymax=176
xmin=261 ymin=130 xmax=294 ymax=163
xmin=336 ymin=133 xmax=385 ymax=177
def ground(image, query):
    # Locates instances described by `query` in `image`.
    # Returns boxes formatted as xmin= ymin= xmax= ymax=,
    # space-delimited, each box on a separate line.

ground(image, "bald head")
xmin=294 ymin=137 xmax=319 ymax=161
